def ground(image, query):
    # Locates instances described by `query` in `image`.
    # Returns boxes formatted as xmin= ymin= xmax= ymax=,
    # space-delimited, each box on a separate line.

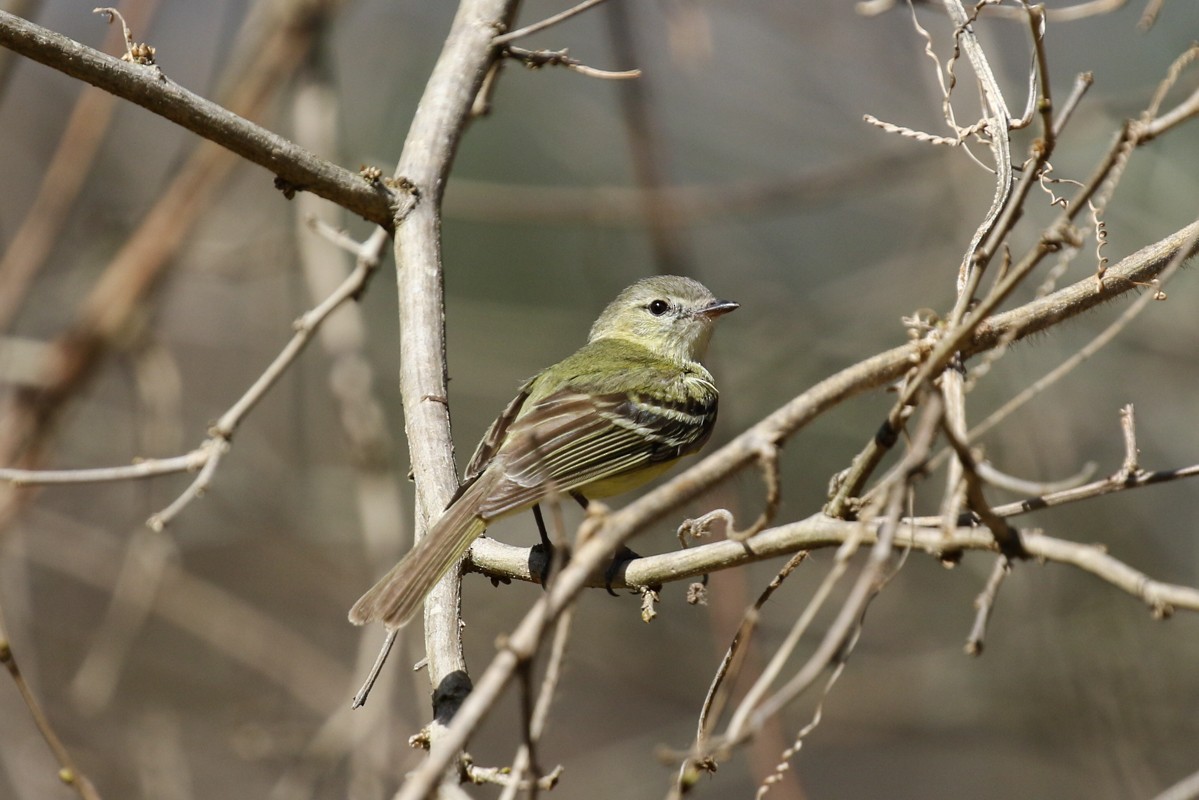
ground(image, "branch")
xmin=493 ymin=0 xmax=611 ymax=45
xmin=385 ymin=0 xmax=518 ymax=785
xmin=0 ymin=623 xmax=103 ymax=800
xmin=476 ymin=509 xmax=1199 ymax=614
xmin=0 ymin=10 xmax=395 ymax=227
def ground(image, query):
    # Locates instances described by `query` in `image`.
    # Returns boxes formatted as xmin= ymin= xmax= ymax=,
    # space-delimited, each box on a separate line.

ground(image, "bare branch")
xmin=965 ymin=556 xmax=1011 ymax=655
xmin=380 ymin=4 xmax=519 ymax=795
xmin=0 ymin=10 xmax=395 ymax=226
xmin=503 ymin=45 xmax=639 ymax=79
xmin=0 ymin=449 xmax=206 ymax=485
xmin=493 ymin=0 xmax=611 ymax=45
xmin=0 ymin=620 xmax=103 ymax=800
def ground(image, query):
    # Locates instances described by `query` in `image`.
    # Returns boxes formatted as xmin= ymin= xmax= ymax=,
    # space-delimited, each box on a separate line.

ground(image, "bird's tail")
xmin=348 ymin=471 xmax=496 ymax=629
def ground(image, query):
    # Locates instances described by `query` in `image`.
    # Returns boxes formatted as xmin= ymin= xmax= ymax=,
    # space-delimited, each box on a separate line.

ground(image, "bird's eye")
xmin=648 ymin=299 xmax=670 ymax=316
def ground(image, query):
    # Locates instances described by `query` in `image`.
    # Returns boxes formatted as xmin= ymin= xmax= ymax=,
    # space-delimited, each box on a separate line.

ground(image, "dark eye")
xmin=648 ymin=299 xmax=670 ymax=316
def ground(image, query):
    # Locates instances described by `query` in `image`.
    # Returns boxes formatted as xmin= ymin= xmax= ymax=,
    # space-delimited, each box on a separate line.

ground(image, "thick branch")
xmin=389 ymin=0 xmax=517 ymax=738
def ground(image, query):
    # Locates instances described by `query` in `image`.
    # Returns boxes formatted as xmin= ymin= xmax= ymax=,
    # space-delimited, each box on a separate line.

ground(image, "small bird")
xmin=348 ymin=275 xmax=737 ymax=630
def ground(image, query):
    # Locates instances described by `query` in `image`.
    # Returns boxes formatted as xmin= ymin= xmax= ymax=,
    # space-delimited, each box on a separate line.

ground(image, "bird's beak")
xmin=700 ymin=299 xmax=739 ymax=319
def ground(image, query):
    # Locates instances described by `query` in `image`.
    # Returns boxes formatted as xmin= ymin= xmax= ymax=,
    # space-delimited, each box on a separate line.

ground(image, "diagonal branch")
xmin=0 ymin=9 xmax=395 ymax=227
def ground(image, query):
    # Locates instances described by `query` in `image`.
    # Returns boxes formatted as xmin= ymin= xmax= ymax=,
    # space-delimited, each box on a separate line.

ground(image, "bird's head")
xmin=588 ymin=275 xmax=738 ymax=363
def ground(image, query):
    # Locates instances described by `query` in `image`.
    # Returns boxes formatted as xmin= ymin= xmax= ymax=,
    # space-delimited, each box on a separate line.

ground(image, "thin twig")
xmin=0 ymin=614 xmax=103 ymax=800
xmin=965 ymin=556 xmax=1010 ymax=655
xmin=0 ymin=449 xmax=207 ymax=485
xmin=493 ymin=0 xmax=611 ymax=45
xmin=1052 ymin=72 xmax=1093 ymax=139
xmin=965 ymin=216 xmax=1198 ymax=445
xmin=350 ymin=629 xmax=397 ymax=709
xmin=723 ymin=396 xmax=945 ymax=750
xmin=938 ymin=406 xmax=1023 ymax=555
xmin=672 ymin=552 xmax=808 ymax=797
xmin=499 ymin=606 xmax=574 ymax=800
xmin=145 ymin=439 xmax=226 ymax=531
xmin=974 ymin=459 xmax=1096 ymax=496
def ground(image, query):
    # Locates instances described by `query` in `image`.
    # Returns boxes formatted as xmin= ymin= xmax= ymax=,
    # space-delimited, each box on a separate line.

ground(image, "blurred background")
xmin=1 ymin=0 xmax=1197 ymax=798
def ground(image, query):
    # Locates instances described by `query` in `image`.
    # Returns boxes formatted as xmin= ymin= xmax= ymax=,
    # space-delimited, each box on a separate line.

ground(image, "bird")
xmin=348 ymin=275 xmax=737 ymax=630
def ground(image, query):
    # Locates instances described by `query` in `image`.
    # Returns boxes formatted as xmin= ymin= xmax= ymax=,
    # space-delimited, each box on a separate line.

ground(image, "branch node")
xmin=640 ymin=586 xmax=660 ymax=623
xmin=502 ymin=45 xmax=640 ymax=80
xmin=93 ymin=7 xmax=157 ymax=66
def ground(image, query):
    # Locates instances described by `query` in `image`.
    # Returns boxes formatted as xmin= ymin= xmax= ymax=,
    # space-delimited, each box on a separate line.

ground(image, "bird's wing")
xmin=460 ymin=382 xmax=533 ymax=487
xmin=475 ymin=385 xmax=717 ymax=519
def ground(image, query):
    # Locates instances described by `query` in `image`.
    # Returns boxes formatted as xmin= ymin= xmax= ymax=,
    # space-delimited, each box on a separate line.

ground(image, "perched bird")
xmin=349 ymin=275 xmax=737 ymax=630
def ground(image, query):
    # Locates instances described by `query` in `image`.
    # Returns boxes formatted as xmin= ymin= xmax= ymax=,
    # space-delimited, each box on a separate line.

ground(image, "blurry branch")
xmin=286 ymin=51 xmax=410 ymax=795
xmin=1154 ymin=767 xmax=1199 ymax=800
xmin=442 ymin=150 xmax=926 ymax=225
xmin=858 ymin=0 xmax=1135 ymax=24
xmin=0 ymin=9 xmax=395 ymax=227
xmin=0 ymin=450 xmax=208 ymax=485
xmin=492 ymin=607 xmax=573 ymax=799
xmin=605 ymin=0 xmax=690 ymax=274
xmin=671 ymin=552 xmax=808 ymax=798
xmin=0 ymin=0 xmax=349 ymax=534
xmin=25 ymin=511 xmax=351 ymax=712
xmin=0 ymin=0 xmax=162 ymax=331
xmin=0 ymin=204 xmax=406 ymax=524
xmin=0 ymin=610 xmax=103 ymax=800
xmin=69 ymin=338 xmax=184 ymax=715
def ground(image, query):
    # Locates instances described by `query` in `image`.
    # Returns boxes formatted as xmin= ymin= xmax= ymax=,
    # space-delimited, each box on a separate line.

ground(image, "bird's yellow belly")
xmin=581 ymin=459 xmax=680 ymax=499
